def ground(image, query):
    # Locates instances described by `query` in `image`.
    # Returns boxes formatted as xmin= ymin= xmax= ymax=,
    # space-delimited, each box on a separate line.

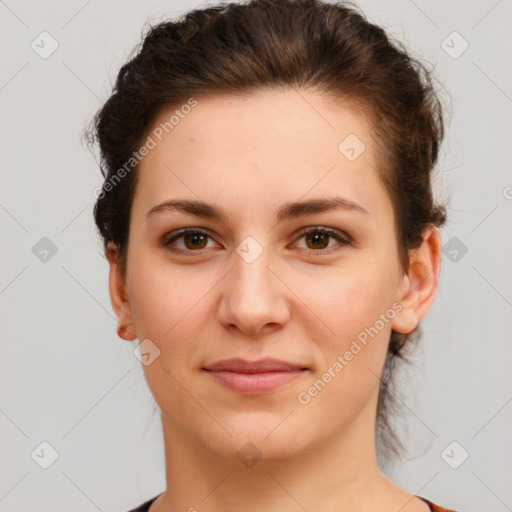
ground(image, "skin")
xmin=108 ymin=88 xmax=440 ymax=512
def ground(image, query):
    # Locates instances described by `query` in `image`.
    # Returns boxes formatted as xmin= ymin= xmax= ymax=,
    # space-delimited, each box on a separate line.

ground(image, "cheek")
xmin=299 ymin=263 xmax=397 ymax=340
xmin=298 ymin=260 xmax=399 ymax=405
xmin=127 ymin=258 xmax=223 ymax=382
xmin=293 ymin=275 xmax=394 ymax=427
xmin=128 ymin=256 xmax=200 ymax=336
xmin=128 ymin=264 xmax=209 ymax=410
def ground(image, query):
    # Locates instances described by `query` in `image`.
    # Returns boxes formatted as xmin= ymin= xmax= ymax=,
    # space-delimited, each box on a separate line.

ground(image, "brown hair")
xmin=85 ymin=0 xmax=448 ymax=467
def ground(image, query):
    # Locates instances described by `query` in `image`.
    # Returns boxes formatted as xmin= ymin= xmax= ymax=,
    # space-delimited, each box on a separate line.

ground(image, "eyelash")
xmin=162 ymin=226 xmax=353 ymax=256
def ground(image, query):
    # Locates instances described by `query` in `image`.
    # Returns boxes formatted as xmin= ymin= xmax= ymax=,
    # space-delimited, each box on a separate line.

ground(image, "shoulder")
xmin=125 ymin=494 xmax=161 ymax=512
xmin=417 ymin=495 xmax=460 ymax=512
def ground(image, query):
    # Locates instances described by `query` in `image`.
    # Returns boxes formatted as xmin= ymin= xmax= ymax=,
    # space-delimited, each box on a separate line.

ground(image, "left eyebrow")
xmin=146 ymin=196 xmax=370 ymax=222
xmin=276 ymin=197 xmax=370 ymax=222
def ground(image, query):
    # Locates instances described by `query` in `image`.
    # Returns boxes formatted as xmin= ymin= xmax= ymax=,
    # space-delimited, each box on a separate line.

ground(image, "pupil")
xmin=186 ymin=234 xmax=206 ymax=249
xmin=309 ymin=232 xmax=328 ymax=249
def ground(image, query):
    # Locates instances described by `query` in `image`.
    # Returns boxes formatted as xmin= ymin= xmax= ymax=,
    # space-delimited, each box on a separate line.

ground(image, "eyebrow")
xmin=147 ymin=197 xmax=369 ymax=223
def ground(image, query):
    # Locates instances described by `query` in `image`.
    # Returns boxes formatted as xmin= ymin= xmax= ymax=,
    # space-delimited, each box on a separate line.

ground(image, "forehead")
xmin=132 ymin=88 xmax=389 ymax=222
xmin=146 ymin=88 xmax=374 ymax=161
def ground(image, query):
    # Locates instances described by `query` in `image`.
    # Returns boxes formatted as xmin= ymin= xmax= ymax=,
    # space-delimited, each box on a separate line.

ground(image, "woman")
xmin=86 ymin=0 xmax=456 ymax=510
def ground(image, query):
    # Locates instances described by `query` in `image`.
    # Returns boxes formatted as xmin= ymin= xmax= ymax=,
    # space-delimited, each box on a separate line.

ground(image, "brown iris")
xmin=183 ymin=232 xmax=208 ymax=250
xmin=305 ymin=231 xmax=330 ymax=250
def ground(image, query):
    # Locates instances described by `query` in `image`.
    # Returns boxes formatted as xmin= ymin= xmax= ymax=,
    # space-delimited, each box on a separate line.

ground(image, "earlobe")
xmin=117 ymin=323 xmax=136 ymax=341
xmin=107 ymin=242 xmax=137 ymax=341
xmin=391 ymin=226 xmax=441 ymax=335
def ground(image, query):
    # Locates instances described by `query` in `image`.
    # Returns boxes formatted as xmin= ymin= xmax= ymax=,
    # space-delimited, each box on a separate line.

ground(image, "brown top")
xmin=126 ymin=494 xmax=458 ymax=511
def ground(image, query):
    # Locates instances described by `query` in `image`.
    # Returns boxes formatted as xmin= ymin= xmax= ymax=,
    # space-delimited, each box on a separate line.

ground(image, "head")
xmin=86 ymin=0 xmax=447 ymax=469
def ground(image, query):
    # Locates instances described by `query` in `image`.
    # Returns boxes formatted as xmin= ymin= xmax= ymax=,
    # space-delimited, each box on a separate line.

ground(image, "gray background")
xmin=0 ymin=0 xmax=511 ymax=510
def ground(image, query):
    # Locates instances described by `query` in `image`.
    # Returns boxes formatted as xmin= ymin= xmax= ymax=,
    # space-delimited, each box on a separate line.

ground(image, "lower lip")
xmin=205 ymin=369 xmax=306 ymax=394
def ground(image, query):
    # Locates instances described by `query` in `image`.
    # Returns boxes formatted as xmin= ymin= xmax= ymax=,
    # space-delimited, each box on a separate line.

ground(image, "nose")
xmin=217 ymin=249 xmax=290 ymax=337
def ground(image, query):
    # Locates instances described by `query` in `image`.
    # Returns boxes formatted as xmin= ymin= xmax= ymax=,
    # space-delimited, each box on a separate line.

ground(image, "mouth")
xmin=202 ymin=358 xmax=309 ymax=394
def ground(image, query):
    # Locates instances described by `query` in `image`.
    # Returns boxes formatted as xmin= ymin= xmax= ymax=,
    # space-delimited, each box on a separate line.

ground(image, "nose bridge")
xmin=218 ymin=237 xmax=289 ymax=334
xmin=233 ymin=246 xmax=273 ymax=298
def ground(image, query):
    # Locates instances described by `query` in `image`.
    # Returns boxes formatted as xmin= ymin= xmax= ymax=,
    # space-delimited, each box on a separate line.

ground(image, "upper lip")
xmin=204 ymin=358 xmax=307 ymax=373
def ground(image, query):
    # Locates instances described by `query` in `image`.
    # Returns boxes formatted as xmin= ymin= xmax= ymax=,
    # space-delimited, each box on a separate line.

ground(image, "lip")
xmin=205 ymin=357 xmax=307 ymax=373
xmin=203 ymin=358 xmax=308 ymax=394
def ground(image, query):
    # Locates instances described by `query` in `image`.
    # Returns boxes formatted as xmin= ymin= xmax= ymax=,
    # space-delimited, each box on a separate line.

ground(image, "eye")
xmin=292 ymin=226 xmax=352 ymax=255
xmin=162 ymin=226 xmax=352 ymax=256
xmin=163 ymin=228 xmax=219 ymax=255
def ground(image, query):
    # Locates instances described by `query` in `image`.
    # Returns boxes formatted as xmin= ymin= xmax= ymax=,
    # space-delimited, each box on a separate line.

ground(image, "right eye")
xmin=163 ymin=228 xmax=220 ymax=255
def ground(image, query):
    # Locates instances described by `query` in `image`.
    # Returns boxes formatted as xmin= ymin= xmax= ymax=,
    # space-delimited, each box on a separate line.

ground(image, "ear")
xmin=107 ymin=242 xmax=137 ymax=341
xmin=391 ymin=225 xmax=442 ymax=334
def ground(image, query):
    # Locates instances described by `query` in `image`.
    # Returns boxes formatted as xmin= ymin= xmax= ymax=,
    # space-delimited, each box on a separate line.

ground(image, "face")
xmin=109 ymin=88 xmax=435 ymax=464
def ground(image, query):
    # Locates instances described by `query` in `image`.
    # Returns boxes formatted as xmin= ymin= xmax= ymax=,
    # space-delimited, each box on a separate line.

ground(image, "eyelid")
xmin=293 ymin=225 xmax=352 ymax=243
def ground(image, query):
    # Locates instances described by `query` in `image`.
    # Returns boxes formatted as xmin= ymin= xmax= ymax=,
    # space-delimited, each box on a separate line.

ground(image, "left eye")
xmin=163 ymin=227 xmax=352 ymax=255
xmin=294 ymin=227 xmax=352 ymax=254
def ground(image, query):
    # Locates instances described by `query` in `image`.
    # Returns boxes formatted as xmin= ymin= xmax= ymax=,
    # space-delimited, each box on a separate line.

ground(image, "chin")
xmin=196 ymin=418 xmax=314 ymax=467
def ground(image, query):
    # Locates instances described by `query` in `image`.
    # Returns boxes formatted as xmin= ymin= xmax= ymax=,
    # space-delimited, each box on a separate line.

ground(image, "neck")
xmin=149 ymin=392 xmax=427 ymax=512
